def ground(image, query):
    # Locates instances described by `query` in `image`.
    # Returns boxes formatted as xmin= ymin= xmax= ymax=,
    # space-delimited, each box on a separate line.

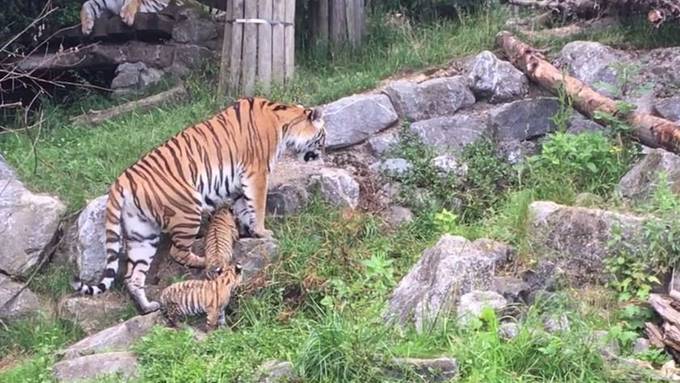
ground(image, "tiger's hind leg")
xmin=124 ymin=216 xmax=162 ymax=313
xmin=167 ymin=209 xmax=207 ymax=268
xmin=120 ymin=0 xmax=141 ymax=26
xmin=80 ymin=2 xmax=96 ymax=35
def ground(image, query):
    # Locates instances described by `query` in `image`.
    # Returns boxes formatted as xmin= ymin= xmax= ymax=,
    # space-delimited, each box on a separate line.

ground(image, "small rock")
xmin=544 ymin=314 xmax=570 ymax=333
xmin=457 ymin=290 xmax=507 ymax=325
xmin=384 ymin=76 xmax=475 ymax=121
xmin=266 ymin=183 xmax=308 ymax=217
xmin=617 ymin=148 xmax=680 ymax=202
xmin=499 ymin=322 xmax=519 ymax=340
xmin=368 ymin=130 xmax=400 ymax=157
xmin=496 ymin=140 xmax=538 ymax=165
xmin=255 ymin=360 xmax=296 ymax=383
xmin=0 ymin=159 xmax=65 ymax=277
xmin=431 ymin=154 xmax=467 ymax=178
xmin=490 ymin=98 xmax=560 ymax=141
xmin=308 ymin=168 xmax=360 ymax=209
xmin=633 ymin=338 xmax=650 ymax=354
xmin=567 ymin=112 xmax=603 ymax=133
xmin=371 ymin=158 xmax=412 ymax=178
xmin=385 ymin=235 xmax=512 ymax=331
xmin=492 ymin=276 xmax=530 ymax=304
xmin=592 ymin=330 xmax=620 ymax=358
xmin=111 ymin=62 xmax=163 ymax=95
xmin=53 ymin=351 xmax=139 ymax=382
xmin=66 ymin=195 xmax=107 ymax=282
xmin=60 ymin=312 xmax=163 ymax=360
xmin=57 ymin=294 xmax=131 ymax=335
xmin=389 ymin=357 xmax=458 ymax=382
xmin=467 ymin=50 xmax=529 ymax=103
xmin=234 ymin=237 xmax=279 ymax=283
xmin=385 ymin=206 xmax=414 ymax=227
xmin=409 ymin=112 xmax=490 ymax=155
xmin=655 ymin=96 xmax=680 ymax=122
xmin=0 ymin=274 xmax=40 ymax=320
xmin=322 ymin=94 xmax=399 ymax=149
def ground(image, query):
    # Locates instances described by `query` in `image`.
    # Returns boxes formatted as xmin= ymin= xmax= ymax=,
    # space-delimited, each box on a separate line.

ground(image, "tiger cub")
xmin=73 ymin=97 xmax=325 ymax=314
xmin=160 ymin=207 xmax=240 ymax=330
xmin=80 ymin=0 xmax=169 ymax=35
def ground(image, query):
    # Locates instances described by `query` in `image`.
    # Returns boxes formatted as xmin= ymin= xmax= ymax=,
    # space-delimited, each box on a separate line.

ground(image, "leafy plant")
xmin=433 ymin=208 xmax=458 ymax=234
xmin=606 ymin=226 xmax=661 ymax=301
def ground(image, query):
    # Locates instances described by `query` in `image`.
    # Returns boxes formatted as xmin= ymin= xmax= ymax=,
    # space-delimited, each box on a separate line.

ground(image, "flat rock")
xmin=370 ymin=158 xmax=412 ymax=178
xmin=654 ymin=96 xmax=680 ymax=122
xmin=557 ymin=41 xmax=628 ymax=96
xmin=367 ymin=130 xmax=400 ymax=157
xmin=457 ymin=290 xmax=507 ymax=325
xmin=385 ymin=235 xmax=512 ymax=331
xmin=384 ymin=76 xmax=475 ymax=121
xmin=322 ymin=94 xmax=398 ymax=149
xmin=0 ymin=274 xmax=40 ymax=320
xmin=233 ymin=237 xmax=279 ymax=283
xmin=255 ymin=360 xmax=297 ymax=383
xmin=528 ymin=201 xmax=648 ymax=285
xmin=617 ymin=148 xmax=680 ymax=202
xmin=389 ymin=357 xmax=458 ymax=382
xmin=467 ymin=50 xmax=528 ymax=103
xmin=60 ymin=311 xmax=162 ymax=360
xmin=0 ymin=159 xmax=65 ymax=277
xmin=58 ymin=294 xmax=131 ymax=335
xmin=490 ymin=98 xmax=560 ymax=141
xmin=409 ymin=112 xmax=490 ymax=155
xmin=53 ymin=351 xmax=139 ymax=382
xmin=308 ymin=167 xmax=360 ymax=209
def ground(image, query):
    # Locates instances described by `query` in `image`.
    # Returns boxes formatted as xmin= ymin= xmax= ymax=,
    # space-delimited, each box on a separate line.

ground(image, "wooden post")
xmin=272 ymin=0 xmax=285 ymax=85
xmin=330 ymin=0 xmax=346 ymax=45
xmin=284 ymin=0 xmax=295 ymax=82
xmin=242 ymin=0 xmax=258 ymax=95
xmin=216 ymin=0 xmax=233 ymax=98
xmin=228 ymin=0 xmax=245 ymax=95
xmin=319 ymin=0 xmax=329 ymax=42
xmin=316 ymin=0 xmax=364 ymax=47
xmin=257 ymin=0 xmax=273 ymax=92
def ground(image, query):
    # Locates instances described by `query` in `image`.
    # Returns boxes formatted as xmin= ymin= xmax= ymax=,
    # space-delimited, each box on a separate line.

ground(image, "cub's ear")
xmin=309 ymin=108 xmax=323 ymax=122
xmin=234 ymin=263 xmax=243 ymax=274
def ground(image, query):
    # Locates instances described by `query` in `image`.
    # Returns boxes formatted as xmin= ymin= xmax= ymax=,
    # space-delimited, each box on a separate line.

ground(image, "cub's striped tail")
xmin=72 ymin=182 xmax=125 ymax=295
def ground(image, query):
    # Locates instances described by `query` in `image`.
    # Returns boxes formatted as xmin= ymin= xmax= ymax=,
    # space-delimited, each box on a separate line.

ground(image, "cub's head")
xmin=276 ymin=104 xmax=326 ymax=162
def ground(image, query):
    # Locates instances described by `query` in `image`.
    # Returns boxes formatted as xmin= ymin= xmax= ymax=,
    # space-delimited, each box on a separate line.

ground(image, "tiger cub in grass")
xmin=160 ymin=206 xmax=241 ymax=330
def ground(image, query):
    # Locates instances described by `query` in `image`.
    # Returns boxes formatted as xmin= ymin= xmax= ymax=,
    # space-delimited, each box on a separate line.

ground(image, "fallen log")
xmin=646 ymin=322 xmax=665 ymax=348
xmin=70 ymin=83 xmax=187 ymax=126
xmin=496 ymin=31 xmax=680 ymax=154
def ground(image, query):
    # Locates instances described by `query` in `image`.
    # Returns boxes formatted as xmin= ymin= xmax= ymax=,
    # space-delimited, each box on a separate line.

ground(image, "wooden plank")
xmin=355 ymin=0 xmax=365 ymax=40
xmin=228 ymin=0 xmax=245 ymax=95
xmin=284 ymin=0 xmax=295 ymax=82
xmin=645 ymin=322 xmax=665 ymax=348
xmin=217 ymin=0 xmax=233 ymax=97
xmin=319 ymin=0 xmax=329 ymax=42
xmin=650 ymin=294 xmax=680 ymax=328
xmin=330 ymin=0 xmax=346 ymax=45
xmin=257 ymin=0 xmax=273 ymax=92
xmin=272 ymin=0 xmax=285 ymax=84
xmin=242 ymin=0 xmax=258 ymax=96
xmin=345 ymin=0 xmax=356 ymax=46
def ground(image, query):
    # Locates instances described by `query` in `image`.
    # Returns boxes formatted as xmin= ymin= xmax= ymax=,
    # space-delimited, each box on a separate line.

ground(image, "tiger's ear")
xmin=308 ymin=108 xmax=323 ymax=122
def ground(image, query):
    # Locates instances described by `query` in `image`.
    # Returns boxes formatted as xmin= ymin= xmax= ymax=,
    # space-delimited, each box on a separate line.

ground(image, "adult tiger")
xmin=80 ymin=0 xmax=170 ymax=35
xmin=73 ymin=97 xmax=325 ymax=313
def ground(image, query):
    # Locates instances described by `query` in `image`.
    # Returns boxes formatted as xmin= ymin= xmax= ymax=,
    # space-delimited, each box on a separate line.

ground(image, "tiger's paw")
xmin=120 ymin=7 xmax=136 ymax=26
xmin=253 ymin=228 xmax=273 ymax=238
xmin=81 ymin=18 xmax=95 ymax=35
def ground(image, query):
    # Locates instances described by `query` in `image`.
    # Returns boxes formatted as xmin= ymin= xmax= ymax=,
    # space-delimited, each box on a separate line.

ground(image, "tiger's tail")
xmin=72 ymin=181 xmax=125 ymax=295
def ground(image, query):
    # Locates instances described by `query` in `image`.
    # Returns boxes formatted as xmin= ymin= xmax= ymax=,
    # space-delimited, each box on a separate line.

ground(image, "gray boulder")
xmin=111 ymin=62 xmax=163 ymax=95
xmin=492 ymin=276 xmax=531 ymax=304
xmin=371 ymin=158 xmax=412 ymax=178
xmin=655 ymin=96 xmax=680 ymax=122
xmin=172 ymin=10 xmax=218 ymax=44
xmin=322 ymin=94 xmax=398 ymax=149
xmin=467 ymin=51 xmax=529 ymax=103
xmin=544 ymin=314 xmax=570 ymax=333
xmin=567 ymin=112 xmax=603 ymax=133
xmin=457 ymin=290 xmax=507 ymax=325
xmin=499 ymin=322 xmax=519 ymax=340
xmin=431 ymin=154 xmax=467 ymax=178
xmin=389 ymin=357 xmax=458 ymax=382
xmin=255 ymin=360 xmax=297 ymax=383
xmin=0 ymin=274 xmax=40 ymax=320
xmin=309 ymin=168 xmax=360 ymax=209
xmin=528 ymin=201 xmax=647 ymax=284
xmin=67 ymin=195 xmax=108 ymax=282
xmin=617 ymin=148 xmax=680 ymax=202
xmin=234 ymin=237 xmax=279 ymax=283
xmin=266 ymin=183 xmax=308 ymax=217
xmin=0 ymin=160 xmax=65 ymax=277
xmin=490 ymin=98 xmax=560 ymax=141
xmin=59 ymin=312 xmax=163 ymax=360
xmin=409 ymin=112 xmax=489 ymax=155
xmin=367 ymin=130 xmax=400 ymax=157
xmin=384 ymin=76 xmax=475 ymax=121
xmin=58 ymin=294 xmax=130 ymax=335
xmin=385 ymin=235 xmax=512 ymax=331
xmin=384 ymin=206 xmax=414 ymax=227
xmin=53 ymin=351 xmax=139 ymax=382
xmin=558 ymin=41 xmax=628 ymax=96
xmin=496 ymin=140 xmax=538 ymax=165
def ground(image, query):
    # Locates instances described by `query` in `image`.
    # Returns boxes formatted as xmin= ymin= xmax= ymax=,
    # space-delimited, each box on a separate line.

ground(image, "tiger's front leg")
xmin=120 ymin=0 xmax=141 ymax=26
xmin=242 ymin=171 xmax=272 ymax=238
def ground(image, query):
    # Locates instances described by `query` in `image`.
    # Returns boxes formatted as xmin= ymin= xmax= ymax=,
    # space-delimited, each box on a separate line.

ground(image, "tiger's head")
xmin=276 ymin=104 xmax=326 ymax=162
